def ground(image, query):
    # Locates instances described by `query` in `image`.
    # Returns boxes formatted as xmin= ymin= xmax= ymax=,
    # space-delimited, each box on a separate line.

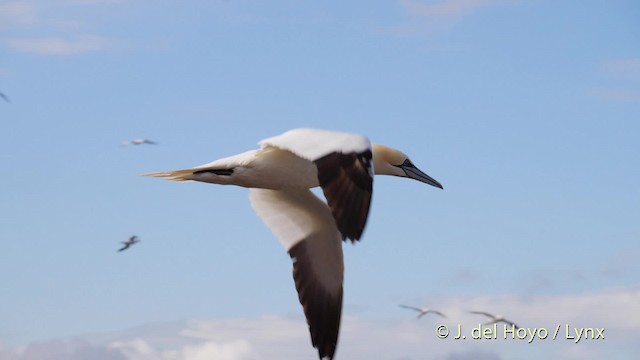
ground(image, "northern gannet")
xmin=399 ymin=304 xmax=447 ymax=319
xmin=470 ymin=311 xmax=519 ymax=329
xmin=118 ymin=235 xmax=140 ymax=252
xmin=123 ymin=139 xmax=157 ymax=146
xmin=143 ymin=128 xmax=443 ymax=359
xmin=0 ymin=91 xmax=10 ymax=103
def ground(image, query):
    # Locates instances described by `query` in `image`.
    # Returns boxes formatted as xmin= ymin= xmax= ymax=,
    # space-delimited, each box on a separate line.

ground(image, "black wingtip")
xmin=289 ymin=241 xmax=342 ymax=360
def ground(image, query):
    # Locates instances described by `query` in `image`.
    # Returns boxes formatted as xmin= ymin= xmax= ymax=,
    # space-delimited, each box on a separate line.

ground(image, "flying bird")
xmin=399 ymin=304 xmax=447 ymax=319
xmin=470 ymin=311 xmax=519 ymax=329
xmin=118 ymin=235 xmax=140 ymax=252
xmin=0 ymin=90 xmax=10 ymax=103
xmin=142 ymin=128 xmax=443 ymax=359
xmin=122 ymin=139 xmax=157 ymax=146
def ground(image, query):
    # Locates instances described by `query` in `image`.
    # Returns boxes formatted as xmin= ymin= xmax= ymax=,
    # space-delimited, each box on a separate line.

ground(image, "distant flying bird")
xmin=399 ymin=304 xmax=447 ymax=319
xmin=118 ymin=236 xmax=140 ymax=252
xmin=0 ymin=91 xmax=10 ymax=103
xmin=142 ymin=128 xmax=443 ymax=360
xmin=470 ymin=311 xmax=519 ymax=329
xmin=398 ymin=304 xmax=446 ymax=319
xmin=122 ymin=139 xmax=157 ymax=146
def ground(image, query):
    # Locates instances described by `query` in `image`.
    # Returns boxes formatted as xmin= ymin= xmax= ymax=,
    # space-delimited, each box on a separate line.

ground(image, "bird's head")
xmin=371 ymin=143 xmax=443 ymax=189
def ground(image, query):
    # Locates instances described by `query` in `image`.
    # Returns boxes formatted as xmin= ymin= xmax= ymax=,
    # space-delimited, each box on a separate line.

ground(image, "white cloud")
xmin=1 ymin=287 xmax=638 ymax=360
xmin=0 ymin=0 xmax=126 ymax=56
xmin=2 ymin=35 xmax=112 ymax=55
xmin=445 ymin=350 xmax=502 ymax=360
xmin=384 ymin=0 xmax=515 ymax=35
xmin=556 ymin=345 xmax=600 ymax=360
xmin=65 ymin=0 xmax=126 ymax=4
xmin=400 ymin=0 xmax=510 ymax=19
xmin=603 ymin=59 xmax=640 ymax=80
xmin=109 ymin=339 xmax=155 ymax=360
xmin=590 ymin=58 xmax=640 ymax=103
xmin=588 ymin=88 xmax=640 ymax=103
xmin=174 ymin=340 xmax=253 ymax=360
xmin=0 ymin=338 xmax=127 ymax=360
xmin=0 ymin=1 xmax=36 ymax=28
xmin=110 ymin=338 xmax=254 ymax=360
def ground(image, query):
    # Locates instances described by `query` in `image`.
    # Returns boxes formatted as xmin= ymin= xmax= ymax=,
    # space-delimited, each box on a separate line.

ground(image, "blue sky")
xmin=1 ymin=0 xmax=639 ymax=359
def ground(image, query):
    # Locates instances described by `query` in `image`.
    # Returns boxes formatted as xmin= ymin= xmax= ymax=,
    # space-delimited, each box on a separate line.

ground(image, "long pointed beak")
xmin=401 ymin=164 xmax=443 ymax=189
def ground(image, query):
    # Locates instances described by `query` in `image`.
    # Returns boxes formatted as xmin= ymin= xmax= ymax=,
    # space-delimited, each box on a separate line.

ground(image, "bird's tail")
xmin=139 ymin=168 xmax=197 ymax=182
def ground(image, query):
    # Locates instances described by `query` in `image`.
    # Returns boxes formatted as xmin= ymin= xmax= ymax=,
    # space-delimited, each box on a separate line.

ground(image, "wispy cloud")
xmin=601 ymin=248 xmax=640 ymax=278
xmin=603 ymin=58 xmax=640 ymax=80
xmin=445 ymin=350 xmax=502 ymax=360
xmin=0 ymin=1 xmax=36 ymax=28
xmin=0 ymin=0 xmax=124 ymax=56
xmin=401 ymin=0 xmax=510 ymax=19
xmin=589 ymin=58 xmax=640 ymax=103
xmin=440 ymin=268 xmax=484 ymax=286
xmin=384 ymin=0 xmax=515 ymax=35
xmin=110 ymin=338 xmax=254 ymax=360
xmin=0 ymin=338 xmax=127 ymax=360
xmin=3 ymin=35 xmax=112 ymax=55
xmin=588 ymin=88 xmax=640 ymax=103
xmin=1 ymin=287 xmax=637 ymax=359
xmin=65 ymin=0 xmax=126 ymax=4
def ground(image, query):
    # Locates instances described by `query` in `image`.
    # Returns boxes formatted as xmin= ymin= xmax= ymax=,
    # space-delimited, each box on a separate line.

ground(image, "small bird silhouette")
xmin=399 ymin=304 xmax=447 ymax=319
xmin=122 ymin=139 xmax=157 ymax=146
xmin=118 ymin=236 xmax=140 ymax=252
xmin=0 ymin=91 xmax=10 ymax=103
xmin=470 ymin=311 xmax=519 ymax=329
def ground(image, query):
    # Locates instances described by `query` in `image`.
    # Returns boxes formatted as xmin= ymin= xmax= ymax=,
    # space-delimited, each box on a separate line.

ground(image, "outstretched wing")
xmin=0 ymin=91 xmax=10 ymax=103
xmin=249 ymin=188 xmax=344 ymax=360
xmin=259 ymin=128 xmax=373 ymax=241
xmin=399 ymin=304 xmax=423 ymax=312
xmin=470 ymin=311 xmax=497 ymax=320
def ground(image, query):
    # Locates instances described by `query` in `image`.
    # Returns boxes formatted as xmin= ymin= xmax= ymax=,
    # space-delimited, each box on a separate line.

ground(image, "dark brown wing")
xmin=249 ymin=189 xmax=344 ymax=360
xmin=289 ymin=240 xmax=343 ymax=360
xmin=314 ymin=150 xmax=373 ymax=242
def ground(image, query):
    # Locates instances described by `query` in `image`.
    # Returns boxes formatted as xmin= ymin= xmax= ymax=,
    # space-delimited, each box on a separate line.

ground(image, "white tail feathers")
xmin=139 ymin=168 xmax=196 ymax=182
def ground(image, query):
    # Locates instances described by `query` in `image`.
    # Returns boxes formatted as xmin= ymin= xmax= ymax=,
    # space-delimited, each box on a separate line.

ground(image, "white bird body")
xmin=187 ymin=147 xmax=319 ymax=189
xmin=143 ymin=128 xmax=442 ymax=359
xmin=260 ymin=128 xmax=371 ymax=161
